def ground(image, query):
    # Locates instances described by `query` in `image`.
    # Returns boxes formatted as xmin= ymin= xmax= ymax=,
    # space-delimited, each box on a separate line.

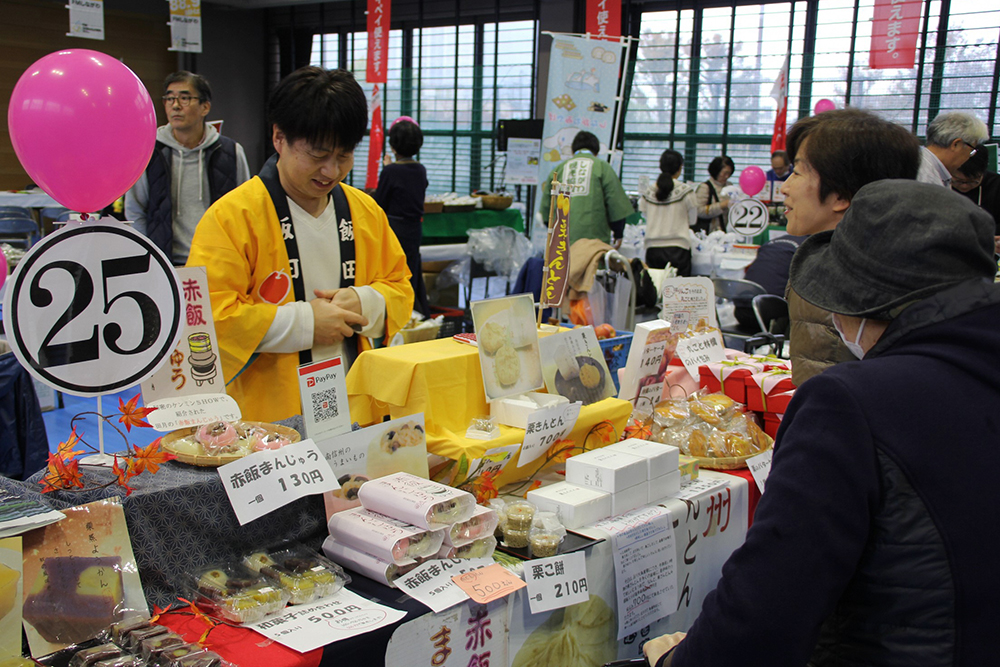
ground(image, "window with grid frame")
xmin=623 ymin=0 xmax=1000 ymax=195
xmin=309 ymin=20 xmax=536 ymax=194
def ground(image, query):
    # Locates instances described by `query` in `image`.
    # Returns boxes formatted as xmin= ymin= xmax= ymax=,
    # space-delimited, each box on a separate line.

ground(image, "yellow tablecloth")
xmin=346 ymin=337 xmax=632 ymax=487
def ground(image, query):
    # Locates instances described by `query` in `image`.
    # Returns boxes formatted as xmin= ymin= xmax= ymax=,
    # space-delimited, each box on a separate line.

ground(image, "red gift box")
xmin=763 ymin=412 xmax=783 ymax=438
xmin=745 ymin=371 xmax=796 ymax=412
xmin=699 ymin=360 xmax=769 ymax=404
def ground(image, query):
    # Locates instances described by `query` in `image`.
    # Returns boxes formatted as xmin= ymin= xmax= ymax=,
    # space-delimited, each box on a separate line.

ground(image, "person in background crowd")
xmin=537 ymin=130 xmax=634 ymax=248
xmin=733 ymin=232 xmax=807 ymax=331
xmin=951 ymin=148 xmax=1000 ymax=252
xmin=126 ymin=71 xmax=251 ymax=265
xmin=186 ymin=67 xmax=413 ymax=422
xmin=374 ymin=116 xmax=430 ymax=316
xmin=694 ymin=155 xmax=734 ymax=234
xmin=781 ymin=107 xmax=921 ymax=385
xmin=639 ymin=149 xmax=698 ymax=276
xmin=644 ymin=180 xmax=1000 ymax=667
xmin=916 ymin=111 xmax=989 ymax=188
xmin=765 ymin=150 xmax=791 ymax=182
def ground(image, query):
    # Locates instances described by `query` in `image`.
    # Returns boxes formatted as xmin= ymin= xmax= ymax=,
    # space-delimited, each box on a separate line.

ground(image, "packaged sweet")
xmin=155 ymin=645 xmax=204 ymax=667
xmin=327 ymin=508 xmax=444 ymax=565
xmin=171 ymin=651 xmax=225 ymax=667
xmin=187 ymin=564 xmax=290 ymax=624
xmin=438 ymin=535 xmax=497 ymax=560
xmin=650 ymin=392 xmax=773 ymax=466
xmin=356 ymin=472 xmax=476 ymax=530
xmin=445 ymin=505 xmax=499 ymax=547
xmin=528 ymin=512 xmax=567 ymax=558
xmin=68 ymin=644 xmax=122 ymax=667
xmin=503 ymin=526 xmax=529 ymax=548
xmin=126 ymin=624 xmax=169 ymax=652
xmin=105 ymin=615 xmax=151 ymax=647
xmin=140 ymin=632 xmax=186 ymax=661
xmin=94 ymin=657 xmax=144 ymax=667
xmin=321 ymin=537 xmax=420 ymax=588
xmin=243 ymin=544 xmax=348 ymax=605
xmin=488 ymin=498 xmax=507 ymax=539
xmin=504 ymin=500 xmax=536 ymax=531
xmin=164 ymin=421 xmax=295 ymax=460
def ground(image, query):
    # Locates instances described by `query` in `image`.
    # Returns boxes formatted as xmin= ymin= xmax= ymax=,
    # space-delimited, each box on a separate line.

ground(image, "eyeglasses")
xmin=952 ymin=175 xmax=983 ymax=188
xmin=961 ymin=141 xmax=979 ymax=157
xmin=162 ymin=94 xmax=201 ymax=107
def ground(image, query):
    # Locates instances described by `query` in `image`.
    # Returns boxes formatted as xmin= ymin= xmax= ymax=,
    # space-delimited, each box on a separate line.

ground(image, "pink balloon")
xmin=7 ymin=49 xmax=156 ymax=213
xmin=739 ymin=166 xmax=766 ymax=197
xmin=814 ymin=98 xmax=836 ymax=114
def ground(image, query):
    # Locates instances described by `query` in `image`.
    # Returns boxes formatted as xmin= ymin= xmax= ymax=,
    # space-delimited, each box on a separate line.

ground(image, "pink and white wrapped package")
xmin=327 ymin=507 xmax=444 ymax=564
xmin=357 ymin=472 xmax=476 ymax=530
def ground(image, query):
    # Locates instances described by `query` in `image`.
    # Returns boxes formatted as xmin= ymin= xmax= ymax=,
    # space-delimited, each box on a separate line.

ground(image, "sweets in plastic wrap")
xmin=243 ymin=544 xmax=348 ymax=604
xmin=438 ymin=536 xmax=498 ymax=559
xmin=139 ymin=632 xmax=186 ymax=662
xmin=356 ymin=472 xmax=476 ymax=530
xmin=321 ymin=537 xmax=421 ymax=588
xmin=327 ymin=508 xmax=444 ymax=564
xmin=68 ymin=644 xmax=122 ymax=667
xmin=105 ymin=615 xmax=150 ymax=647
xmin=188 ymin=564 xmax=289 ymax=624
xmin=650 ymin=392 xmax=772 ymax=467
xmin=445 ymin=505 xmax=499 ymax=547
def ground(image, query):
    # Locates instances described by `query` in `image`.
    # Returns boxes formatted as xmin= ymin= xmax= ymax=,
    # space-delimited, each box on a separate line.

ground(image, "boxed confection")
xmin=648 ymin=470 xmax=682 ymax=504
xmin=763 ymin=412 xmax=783 ymax=439
xmin=759 ymin=389 xmax=795 ymax=416
xmin=491 ymin=392 xmax=569 ymax=429
xmin=698 ymin=360 xmax=761 ymax=403
xmin=321 ymin=537 xmax=417 ymax=588
xmin=565 ymin=448 xmax=647 ymax=493
xmin=679 ymin=455 xmax=700 ymax=483
xmin=611 ymin=481 xmax=649 ymax=516
xmin=356 ymin=472 xmax=476 ymax=530
xmin=526 ymin=481 xmax=612 ymax=529
xmin=745 ymin=371 xmax=796 ymax=413
xmin=605 ymin=438 xmax=680 ymax=480
xmin=443 ymin=504 xmax=499 ymax=547
xmin=327 ymin=507 xmax=445 ymax=564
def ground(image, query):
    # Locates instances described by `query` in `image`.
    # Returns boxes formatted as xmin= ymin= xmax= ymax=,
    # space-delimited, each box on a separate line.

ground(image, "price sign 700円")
xmin=2 ymin=223 xmax=182 ymax=396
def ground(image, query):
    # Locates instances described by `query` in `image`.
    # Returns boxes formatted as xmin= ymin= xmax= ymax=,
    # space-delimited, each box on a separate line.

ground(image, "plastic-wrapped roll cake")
xmin=327 ymin=508 xmax=445 ymax=564
xmin=356 ymin=472 xmax=475 ymax=530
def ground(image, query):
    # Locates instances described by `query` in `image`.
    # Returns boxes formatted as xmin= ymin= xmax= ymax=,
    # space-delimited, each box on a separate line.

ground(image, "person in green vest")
xmin=537 ymin=131 xmax=634 ymax=247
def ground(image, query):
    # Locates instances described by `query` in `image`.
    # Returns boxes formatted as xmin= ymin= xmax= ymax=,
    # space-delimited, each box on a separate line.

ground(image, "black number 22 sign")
xmin=3 ymin=223 xmax=182 ymax=395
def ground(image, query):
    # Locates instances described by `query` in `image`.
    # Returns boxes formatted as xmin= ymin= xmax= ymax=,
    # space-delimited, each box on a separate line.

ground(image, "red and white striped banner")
xmin=869 ymin=0 xmax=921 ymax=69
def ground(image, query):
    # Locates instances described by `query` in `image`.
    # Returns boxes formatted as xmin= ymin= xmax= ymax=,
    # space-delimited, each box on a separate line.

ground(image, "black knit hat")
xmin=789 ymin=179 xmax=996 ymax=319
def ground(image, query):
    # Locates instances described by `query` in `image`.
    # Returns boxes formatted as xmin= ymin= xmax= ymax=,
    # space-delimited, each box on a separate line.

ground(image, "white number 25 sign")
xmin=3 ymin=223 xmax=182 ymax=396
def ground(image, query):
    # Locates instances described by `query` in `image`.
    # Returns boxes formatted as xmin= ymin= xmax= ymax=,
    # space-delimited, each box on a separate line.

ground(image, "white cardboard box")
xmin=565 ymin=448 xmax=647 ymax=493
xmin=606 ymin=438 xmax=680 ymax=480
xmin=527 ymin=481 xmax=612 ymax=529
xmin=648 ymin=470 xmax=682 ymax=504
xmin=611 ymin=481 xmax=649 ymax=516
xmin=490 ymin=392 xmax=569 ymax=430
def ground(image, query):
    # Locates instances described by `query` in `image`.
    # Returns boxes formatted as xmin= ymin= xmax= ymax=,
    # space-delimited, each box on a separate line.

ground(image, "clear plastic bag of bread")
xmin=650 ymin=390 xmax=772 ymax=460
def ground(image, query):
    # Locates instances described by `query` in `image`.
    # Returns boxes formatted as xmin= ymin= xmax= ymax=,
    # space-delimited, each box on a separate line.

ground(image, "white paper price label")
xmin=518 ymin=401 xmax=582 ymax=467
xmin=659 ymin=277 xmax=717 ymax=332
xmin=2 ymin=223 xmax=182 ymax=396
xmin=145 ymin=393 xmax=241 ymax=431
xmin=746 ymin=448 xmax=773 ymax=494
xmin=298 ymin=357 xmax=352 ymax=441
xmin=524 ymin=551 xmax=589 ymax=614
xmin=218 ymin=439 xmax=338 ymax=525
xmin=394 ymin=557 xmax=495 ymax=613
xmin=675 ymin=330 xmax=727 ymax=378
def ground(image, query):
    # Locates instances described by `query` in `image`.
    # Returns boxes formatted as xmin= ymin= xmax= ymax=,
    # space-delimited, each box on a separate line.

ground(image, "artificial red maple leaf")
xmin=112 ymin=457 xmax=136 ymax=496
xmin=55 ymin=427 xmax=85 ymax=460
xmin=118 ymin=394 xmax=156 ymax=432
xmin=522 ymin=479 xmax=542 ymax=499
xmin=40 ymin=450 xmax=85 ymax=493
xmin=546 ymin=438 xmax=578 ymax=465
xmin=130 ymin=438 xmax=175 ymax=476
xmin=470 ymin=469 xmax=500 ymax=504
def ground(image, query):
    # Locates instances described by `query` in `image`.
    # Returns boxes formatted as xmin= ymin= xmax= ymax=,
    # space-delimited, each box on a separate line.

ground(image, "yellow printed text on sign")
xmin=169 ymin=0 xmax=200 ymax=15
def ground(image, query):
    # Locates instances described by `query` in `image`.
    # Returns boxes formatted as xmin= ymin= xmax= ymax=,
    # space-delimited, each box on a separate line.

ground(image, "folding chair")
xmin=0 ymin=217 xmax=40 ymax=248
xmin=711 ymin=277 xmax=767 ymax=349
xmin=751 ymin=294 xmax=790 ymax=356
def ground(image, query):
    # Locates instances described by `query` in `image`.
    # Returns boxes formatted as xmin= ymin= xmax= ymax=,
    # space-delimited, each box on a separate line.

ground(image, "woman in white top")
xmin=640 ymin=149 xmax=699 ymax=276
xmin=694 ymin=155 xmax=734 ymax=234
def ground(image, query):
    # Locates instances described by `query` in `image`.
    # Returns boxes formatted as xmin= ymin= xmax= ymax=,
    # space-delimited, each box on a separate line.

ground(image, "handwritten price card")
xmin=524 ymin=551 xmax=590 ymax=614
xmin=674 ymin=329 xmax=726 ymax=378
xmin=219 ymin=439 xmax=338 ymax=525
xmin=452 ymin=563 xmax=526 ymax=604
xmin=518 ymin=401 xmax=582 ymax=467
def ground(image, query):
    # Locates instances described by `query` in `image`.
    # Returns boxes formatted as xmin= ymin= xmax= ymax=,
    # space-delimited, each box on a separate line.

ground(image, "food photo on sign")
xmin=471 ymin=294 xmax=545 ymax=401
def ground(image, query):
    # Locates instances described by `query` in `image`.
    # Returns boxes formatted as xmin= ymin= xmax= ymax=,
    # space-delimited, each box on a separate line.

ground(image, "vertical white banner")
xmin=67 ymin=0 xmax=105 ymax=40
xmin=168 ymin=0 xmax=202 ymax=53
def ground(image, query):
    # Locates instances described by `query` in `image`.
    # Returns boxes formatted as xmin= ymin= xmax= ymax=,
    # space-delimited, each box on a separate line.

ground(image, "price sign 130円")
xmin=3 ymin=222 xmax=182 ymax=396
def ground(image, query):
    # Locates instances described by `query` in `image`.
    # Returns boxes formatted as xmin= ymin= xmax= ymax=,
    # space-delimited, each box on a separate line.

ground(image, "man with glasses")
xmin=126 ymin=71 xmax=250 ymax=265
xmin=916 ymin=111 xmax=989 ymax=188
xmin=952 ymin=148 xmax=1000 ymax=252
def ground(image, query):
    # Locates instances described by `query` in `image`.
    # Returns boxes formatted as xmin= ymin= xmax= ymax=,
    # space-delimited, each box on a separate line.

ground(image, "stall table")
xmin=422 ymin=208 xmax=524 ymax=245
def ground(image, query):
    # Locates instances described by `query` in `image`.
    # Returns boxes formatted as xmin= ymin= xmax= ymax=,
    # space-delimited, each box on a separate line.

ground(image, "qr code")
xmin=311 ymin=388 xmax=339 ymax=421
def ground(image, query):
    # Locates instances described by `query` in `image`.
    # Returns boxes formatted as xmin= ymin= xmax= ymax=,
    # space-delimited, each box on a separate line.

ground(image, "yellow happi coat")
xmin=187 ymin=176 xmax=413 ymax=423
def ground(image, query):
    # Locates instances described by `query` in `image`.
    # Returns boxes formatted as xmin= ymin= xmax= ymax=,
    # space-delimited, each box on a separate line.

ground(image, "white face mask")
xmin=834 ymin=316 xmax=867 ymax=359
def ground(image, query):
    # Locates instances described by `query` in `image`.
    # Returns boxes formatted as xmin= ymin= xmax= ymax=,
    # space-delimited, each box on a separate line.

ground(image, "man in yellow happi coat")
xmin=187 ymin=68 xmax=413 ymax=422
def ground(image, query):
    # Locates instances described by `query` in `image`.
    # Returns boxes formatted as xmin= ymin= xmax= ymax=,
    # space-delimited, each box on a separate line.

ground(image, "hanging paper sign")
xmin=366 ymin=0 xmax=390 ymax=84
xmin=506 ymin=138 xmax=542 ymax=186
xmin=366 ymin=85 xmax=383 ymax=190
xmin=168 ymin=0 xmax=202 ymax=53
xmin=2 ymin=222 xmax=182 ymax=396
xmin=542 ymin=185 xmax=572 ymax=308
xmin=67 ymin=0 xmax=104 ymax=40
xmin=219 ymin=439 xmax=338 ymax=526
xmin=524 ymin=551 xmax=590 ymax=614
xmin=674 ymin=329 xmax=727 ymax=378
xmin=298 ymin=357 xmax=353 ymax=441
xmin=870 ymin=0 xmax=921 ymax=69
xmin=728 ymin=198 xmax=769 ymax=239
xmin=586 ymin=0 xmax=621 ymax=41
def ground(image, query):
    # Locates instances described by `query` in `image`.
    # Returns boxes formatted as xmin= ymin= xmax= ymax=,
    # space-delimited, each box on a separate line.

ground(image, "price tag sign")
xmin=145 ymin=393 xmax=241 ymax=431
xmin=452 ymin=563 xmax=526 ymax=605
xmin=394 ymin=557 xmax=495 ymax=613
xmin=218 ymin=439 xmax=338 ymax=525
xmin=518 ymin=401 xmax=582 ymax=467
xmin=674 ymin=329 xmax=727 ymax=377
xmin=660 ymin=277 xmax=717 ymax=331
xmin=746 ymin=448 xmax=773 ymax=494
xmin=298 ymin=357 xmax=352 ymax=440
xmin=2 ymin=222 xmax=182 ymax=395
xmin=524 ymin=551 xmax=589 ymax=614
xmin=728 ymin=198 xmax=769 ymax=239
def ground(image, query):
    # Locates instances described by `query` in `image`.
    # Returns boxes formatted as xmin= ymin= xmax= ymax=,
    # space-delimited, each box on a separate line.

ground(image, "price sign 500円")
xmin=3 ymin=223 xmax=182 ymax=395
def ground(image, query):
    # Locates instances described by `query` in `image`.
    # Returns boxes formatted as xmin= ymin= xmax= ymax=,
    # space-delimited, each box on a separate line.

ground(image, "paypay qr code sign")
xmin=298 ymin=357 xmax=351 ymax=440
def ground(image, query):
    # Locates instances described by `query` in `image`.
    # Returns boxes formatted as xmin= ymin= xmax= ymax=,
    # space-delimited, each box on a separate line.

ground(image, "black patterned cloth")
xmin=7 ymin=416 xmax=328 ymax=608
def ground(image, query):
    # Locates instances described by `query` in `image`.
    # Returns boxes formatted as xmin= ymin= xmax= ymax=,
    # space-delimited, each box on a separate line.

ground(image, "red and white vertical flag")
xmin=869 ymin=0 xmax=921 ymax=69
xmin=365 ymin=0 xmax=390 ymax=189
xmin=586 ymin=0 xmax=620 ymax=41
xmin=770 ymin=52 xmax=790 ymax=153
